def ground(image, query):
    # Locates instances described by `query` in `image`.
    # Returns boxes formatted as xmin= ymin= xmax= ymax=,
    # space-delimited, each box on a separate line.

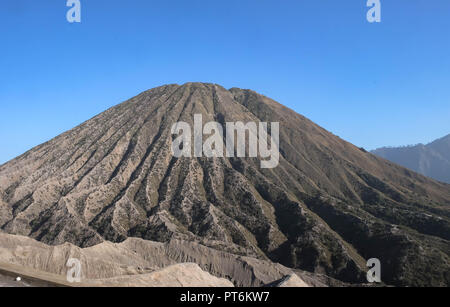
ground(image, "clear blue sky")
xmin=1 ymin=0 xmax=449 ymax=164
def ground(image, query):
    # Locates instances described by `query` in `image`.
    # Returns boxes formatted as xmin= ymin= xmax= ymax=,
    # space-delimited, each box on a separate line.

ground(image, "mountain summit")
xmin=1 ymin=83 xmax=449 ymax=286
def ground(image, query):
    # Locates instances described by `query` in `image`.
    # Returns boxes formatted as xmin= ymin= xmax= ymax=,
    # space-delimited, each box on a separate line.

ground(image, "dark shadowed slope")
xmin=1 ymin=83 xmax=449 ymax=286
xmin=372 ymin=135 xmax=450 ymax=184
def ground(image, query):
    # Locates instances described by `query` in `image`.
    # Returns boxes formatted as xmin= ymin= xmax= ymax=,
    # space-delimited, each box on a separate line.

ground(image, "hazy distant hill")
xmin=372 ymin=134 xmax=450 ymax=184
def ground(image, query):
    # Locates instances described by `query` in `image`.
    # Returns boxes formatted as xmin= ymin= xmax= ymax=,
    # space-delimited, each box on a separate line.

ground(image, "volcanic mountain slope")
xmin=0 ymin=83 xmax=449 ymax=287
xmin=372 ymin=134 xmax=450 ymax=184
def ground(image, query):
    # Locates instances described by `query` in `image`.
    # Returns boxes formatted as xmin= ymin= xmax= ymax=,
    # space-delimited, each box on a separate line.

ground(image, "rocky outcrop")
xmin=90 ymin=263 xmax=234 ymax=287
xmin=272 ymin=274 xmax=309 ymax=287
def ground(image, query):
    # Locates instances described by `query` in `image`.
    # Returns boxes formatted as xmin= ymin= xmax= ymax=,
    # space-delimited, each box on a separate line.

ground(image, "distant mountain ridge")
xmin=372 ymin=134 xmax=450 ymax=184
